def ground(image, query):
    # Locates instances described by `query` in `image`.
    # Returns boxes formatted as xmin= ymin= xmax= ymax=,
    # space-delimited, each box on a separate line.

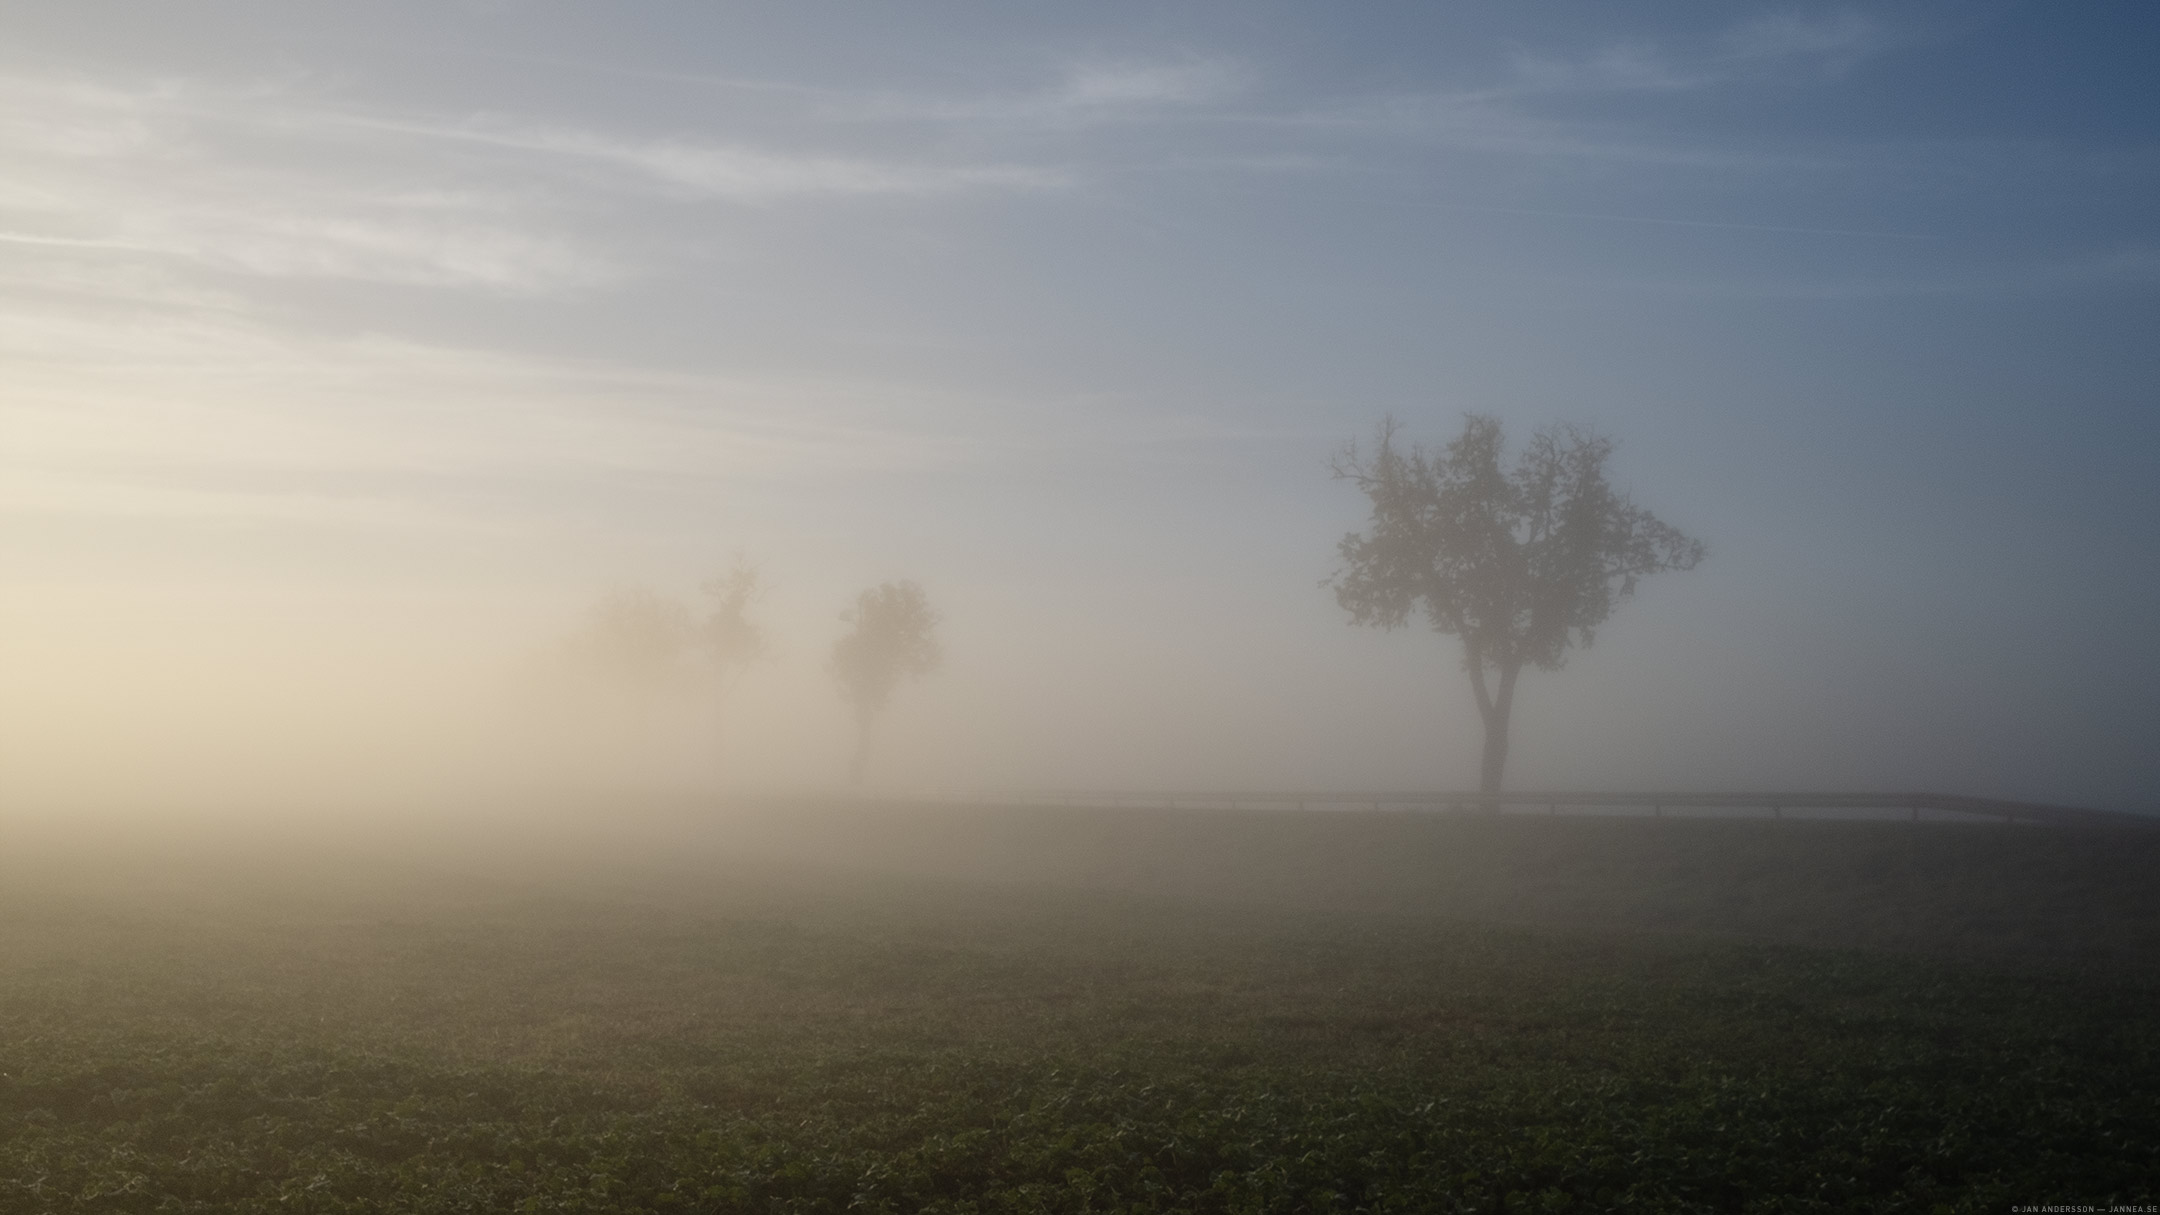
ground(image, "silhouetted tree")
xmin=830 ymin=580 xmax=941 ymax=784
xmin=701 ymin=556 xmax=766 ymax=756
xmin=1330 ymin=415 xmax=1704 ymax=796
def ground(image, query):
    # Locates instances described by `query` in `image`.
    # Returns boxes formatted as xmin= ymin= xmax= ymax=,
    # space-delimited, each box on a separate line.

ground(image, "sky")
xmin=2 ymin=2 xmax=2155 ymax=812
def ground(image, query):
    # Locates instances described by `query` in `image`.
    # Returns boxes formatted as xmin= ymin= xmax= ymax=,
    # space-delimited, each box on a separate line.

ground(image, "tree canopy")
xmin=1331 ymin=414 xmax=1703 ymax=792
xmin=701 ymin=556 xmax=767 ymax=685
xmin=831 ymin=580 xmax=941 ymax=783
xmin=566 ymin=587 xmax=694 ymax=695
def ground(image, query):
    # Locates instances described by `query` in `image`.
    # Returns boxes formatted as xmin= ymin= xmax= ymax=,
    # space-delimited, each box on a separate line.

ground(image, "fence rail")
xmin=977 ymin=790 xmax=2153 ymax=829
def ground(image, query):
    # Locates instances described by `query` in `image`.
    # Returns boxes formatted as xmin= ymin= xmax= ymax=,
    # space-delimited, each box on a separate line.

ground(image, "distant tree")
xmin=700 ymin=556 xmax=767 ymax=756
xmin=1330 ymin=415 xmax=1704 ymax=796
xmin=546 ymin=587 xmax=698 ymax=777
xmin=830 ymin=581 xmax=941 ymax=784
xmin=702 ymin=557 xmax=767 ymax=681
xmin=569 ymin=587 xmax=695 ymax=698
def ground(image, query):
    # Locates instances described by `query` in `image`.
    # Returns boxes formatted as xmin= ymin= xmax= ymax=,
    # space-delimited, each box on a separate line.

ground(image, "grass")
xmin=1 ymin=803 xmax=2155 ymax=1212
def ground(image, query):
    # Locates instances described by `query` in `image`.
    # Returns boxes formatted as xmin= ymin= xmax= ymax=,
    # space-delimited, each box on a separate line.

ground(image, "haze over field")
xmin=3 ymin=3 xmax=2156 ymax=815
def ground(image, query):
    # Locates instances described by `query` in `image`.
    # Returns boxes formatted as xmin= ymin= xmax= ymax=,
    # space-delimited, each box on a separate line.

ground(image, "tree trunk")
xmin=1477 ymin=662 xmax=1521 ymax=801
xmin=1479 ymin=712 xmax=1509 ymax=796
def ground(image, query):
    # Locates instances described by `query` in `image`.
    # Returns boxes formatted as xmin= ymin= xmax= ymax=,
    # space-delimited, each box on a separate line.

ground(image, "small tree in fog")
xmin=552 ymin=587 xmax=698 ymax=770
xmin=1330 ymin=415 xmax=1704 ymax=796
xmin=701 ymin=556 xmax=767 ymax=755
xmin=702 ymin=557 xmax=767 ymax=680
xmin=570 ymin=587 xmax=695 ymax=697
xmin=830 ymin=581 xmax=941 ymax=784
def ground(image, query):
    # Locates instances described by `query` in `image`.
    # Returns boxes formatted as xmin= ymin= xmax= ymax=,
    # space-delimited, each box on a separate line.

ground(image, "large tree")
xmin=830 ymin=580 xmax=941 ymax=784
xmin=1330 ymin=415 xmax=1704 ymax=795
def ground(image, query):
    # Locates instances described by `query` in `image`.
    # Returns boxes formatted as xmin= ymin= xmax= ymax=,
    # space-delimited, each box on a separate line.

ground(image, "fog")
xmin=6 ymin=13 xmax=2159 ymax=1208
xmin=5 ymin=542 xmax=2151 ymax=829
xmin=0 ymin=565 xmax=1483 ymax=818
xmin=5 ymin=2 xmax=2159 ymax=828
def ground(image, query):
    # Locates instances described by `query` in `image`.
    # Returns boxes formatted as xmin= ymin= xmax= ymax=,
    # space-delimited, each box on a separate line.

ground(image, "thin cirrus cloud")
xmin=824 ymin=55 xmax=1245 ymax=127
xmin=2 ymin=260 xmax=1286 ymax=545
xmin=0 ymin=306 xmax=1015 ymax=540
xmin=0 ymin=22 xmax=1923 ymax=320
xmin=1219 ymin=12 xmax=1897 ymax=171
xmin=336 ymin=113 xmax=1074 ymax=200
xmin=1274 ymin=92 xmax=1846 ymax=171
xmin=1 ymin=16 xmax=2141 ymax=538
xmin=0 ymin=57 xmax=1160 ymax=546
xmin=1578 ymin=242 xmax=2160 ymax=303
xmin=0 ymin=68 xmax=1069 ymax=304
xmin=1714 ymin=10 xmax=1893 ymax=71
xmin=1504 ymin=10 xmax=1893 ymax=97
xmin=1056 ymin=59 xmax=1245 ymax=109
xmin=0 ymin=76 xmax=614 ymax=293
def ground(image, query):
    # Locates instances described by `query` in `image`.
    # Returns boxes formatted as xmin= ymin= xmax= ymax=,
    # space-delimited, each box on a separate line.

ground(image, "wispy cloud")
xmin=833 ymin=55 xmax=1245 ymax=127
xmin=1716 ymin=11 xmax=1892 ymax=72
xmin=1505 ymin=10 xmax=1893 ymax=98
xmin=0 ymin=244 xmax=1310 ymax=542
xmin=1391 ymin=199 xmax=1936 ymax=240
xmin=0 ymin=68 xmax=1069 ymax=313
xmin=1255 ymin=90 xmax=1848 ymax=172
xmin=0 ymin=61 xmax=1107 ymax=544
xmin=1051 ymin=59 xmax=1244 ymax=110
xmin=334 ymin=114 xmax=1072 ymax=199
xmin=1507 ymin=41 xmax=1706 ymax=96
xmin=0 ymin=75 xmax=617 ymax=294
xmin=0 ymin=296 xmax=1009 ymax=539
xmin=1547 ymin=243 xmax=2160 ymax=303
xmin=1224 ymin=10 xmax=1899 ymax=171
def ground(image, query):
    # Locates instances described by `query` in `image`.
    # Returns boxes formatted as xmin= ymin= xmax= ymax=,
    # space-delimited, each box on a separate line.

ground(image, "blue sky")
xmin=2 ymin=3 xmax=2155 ymax=808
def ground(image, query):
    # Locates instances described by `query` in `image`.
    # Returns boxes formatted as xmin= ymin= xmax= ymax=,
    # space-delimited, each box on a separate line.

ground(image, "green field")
xmin=2 ymin=803 xmax=2156 ymax=1212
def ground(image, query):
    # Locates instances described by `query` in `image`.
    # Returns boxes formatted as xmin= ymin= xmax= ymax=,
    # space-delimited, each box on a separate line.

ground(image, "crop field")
xmin=2 ymin=802 xmax=2156 ymax=1213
